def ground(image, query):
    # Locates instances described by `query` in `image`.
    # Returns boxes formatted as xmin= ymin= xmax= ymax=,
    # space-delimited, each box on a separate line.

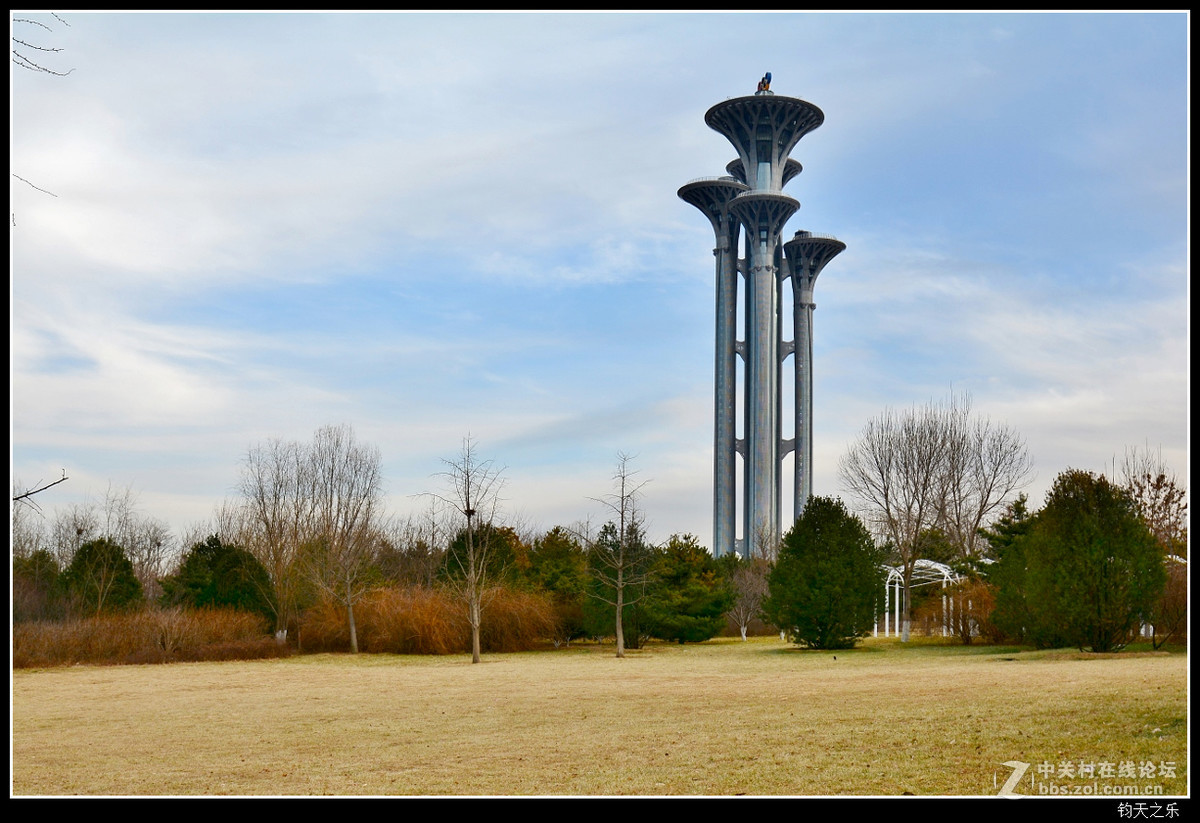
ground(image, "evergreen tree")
xmin=979 ymin=494 xmax=1058 ymax=645
xmin=529 ymin=526 xmax=589 ymax=644
xmin=160 ymin=534 xmax=275 ymax=623
xmin=643 ymin=534 xmax=733 ymax=644
xmin=1023 ymin=470 xmax=1165 ymax=652
xmin=441 ymin=523 xmax=526 ymax=588
xmin=762 ymin=496 xmax=885 ymax=650
xmin=63 ymin=537 xmax=143 ymax=616
xmin=13 ymin=549 xmax=66 ymax=622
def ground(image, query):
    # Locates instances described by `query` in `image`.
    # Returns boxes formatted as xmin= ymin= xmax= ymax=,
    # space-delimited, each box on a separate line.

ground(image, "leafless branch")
xmin=839 ymin=392 xmax=1032 ymax=641
xmin=12 ymin=14 xmax=74 ymax=76
xmin=428 ymin=436 xmax=507 ymax=663
xmin=12 ymin=173 xmax=59 ymax=197
xmin=12 ymin=471 xmax=69 ymax=510
xmin=582 ymin=453 xmax=654 ymax=657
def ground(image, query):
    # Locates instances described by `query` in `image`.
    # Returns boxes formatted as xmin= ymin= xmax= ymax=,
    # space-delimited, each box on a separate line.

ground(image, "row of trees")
xmin=14 ymin=405 xmax=1185 ymax=658
xmin=12 ymin=431 xmax=743 ymax=660
xmin=756 ymin=463 xmax=1184 ymax=654
xmin=13 ymin=483 xmax=174 ymax=622
xmin=757 ymin=390 xmax=1185 ymax=653
xmin=836 ymin=391 xmax=1186 ymax=651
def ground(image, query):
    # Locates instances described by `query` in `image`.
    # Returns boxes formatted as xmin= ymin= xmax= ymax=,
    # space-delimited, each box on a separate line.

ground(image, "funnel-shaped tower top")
xmin=678 ymin=177 xmax=750 ymax=232
xmin=705 ymin=92 xmax=824 ymax=192
xmin=785 ymin=230 xmax=847 ymax=304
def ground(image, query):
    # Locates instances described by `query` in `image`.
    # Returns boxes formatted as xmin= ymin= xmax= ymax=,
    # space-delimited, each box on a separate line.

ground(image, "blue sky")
xmin=10 ymin=11 xmax=1188 ymax=550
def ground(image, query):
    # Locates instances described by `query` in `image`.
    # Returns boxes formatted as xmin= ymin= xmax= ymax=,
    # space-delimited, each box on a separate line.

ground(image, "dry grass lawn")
xmin=11 ymin=637 xmax=1187 ymax=796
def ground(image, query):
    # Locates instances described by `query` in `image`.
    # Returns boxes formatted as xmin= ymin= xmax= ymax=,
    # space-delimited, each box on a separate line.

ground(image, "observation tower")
xmin=679 ymin=74 xmax=845 ymax=558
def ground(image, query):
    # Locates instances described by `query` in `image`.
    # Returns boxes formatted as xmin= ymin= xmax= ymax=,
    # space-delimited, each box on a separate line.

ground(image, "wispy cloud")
xmin=12 ymin=12 xmax=1187 ymax=548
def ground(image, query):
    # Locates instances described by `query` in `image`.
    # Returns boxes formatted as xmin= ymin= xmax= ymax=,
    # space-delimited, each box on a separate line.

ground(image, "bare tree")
xmin=379 ymin=502 xmax=450 ymax=588
xmin=585 ymin=454 xmax=654 ymax=658
xmin=240 ymin=437 xmax=312 ymax=639
xmin=431 ymin=437 xmax=506 ymax=664
xmin=1119 ymin=444 xmax=1187 ymax=557
xmin=122 ymin=517 xmax=174 ymax=601
xmin=839 ymin=404 xmax=940 ymax=642
xmin=1118 ymin=445 xmax=1188 ymax=648
xmin=11 ymin=481 xmax=50 ymax=559
xmin=1148 ymin=558 xmax=1187 ymax=649
xmin=936 ymin=395 xmax=1034 ymax=557
xmin=839 ymin=392 xmax=1032 ymax=641
xmin=302 ymin=424 xmax=383 ymax=654
xmin=51 ymin=502 xmax=99 ymax=568
xmin=12 ymin=13 xmax=73 ymax=226
xmin=727 ymin=557 xmax=771 ymax=641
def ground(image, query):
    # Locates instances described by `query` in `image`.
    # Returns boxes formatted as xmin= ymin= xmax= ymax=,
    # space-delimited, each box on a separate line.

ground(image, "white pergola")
xmin=875 ymin=559 xmax=961 ymax=638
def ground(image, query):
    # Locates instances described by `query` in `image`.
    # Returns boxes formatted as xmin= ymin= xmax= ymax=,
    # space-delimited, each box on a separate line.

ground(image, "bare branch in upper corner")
xmin=12 ymin=174 xmax=59 ymax=197
xmin=12 ymin=14 xmax=75 ymax=76
xmin=12 ymin=471 xmax=70 ymax=510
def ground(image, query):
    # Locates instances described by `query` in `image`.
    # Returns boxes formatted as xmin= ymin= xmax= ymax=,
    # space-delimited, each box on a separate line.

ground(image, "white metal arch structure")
xmin=875 ymin=559 xmax=961 ymax=638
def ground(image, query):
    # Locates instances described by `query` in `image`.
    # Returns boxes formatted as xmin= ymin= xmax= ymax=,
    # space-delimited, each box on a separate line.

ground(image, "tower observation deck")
xmin=679 ymin=75 xmax=845 ymax=558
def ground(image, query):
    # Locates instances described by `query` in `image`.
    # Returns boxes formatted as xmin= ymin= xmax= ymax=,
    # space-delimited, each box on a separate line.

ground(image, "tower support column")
xmin=677 ymin=177 xmax=748 ymax=558
xmin=730 ymin=192 xmax=797 ymax=557
xmin=783 ymin=231 xmax=846 ymax=520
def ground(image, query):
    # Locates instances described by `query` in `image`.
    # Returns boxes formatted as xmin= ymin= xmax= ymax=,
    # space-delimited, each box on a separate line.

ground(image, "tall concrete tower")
xmin=679 ymin=75 xmax=845 ymax=558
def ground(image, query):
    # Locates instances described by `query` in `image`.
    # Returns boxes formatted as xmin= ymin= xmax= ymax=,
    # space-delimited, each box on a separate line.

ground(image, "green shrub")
xmin=643 ymin=534 xmax=732 ymax=644
xmin=63 ymin=537 xmax=143 ymax=616
xmin=1023 ymin=470 xmax=1166 ymax=652
xmin=160 ymin=535 xmax=275 ymax=624
xmin=762 ymin=496 xmax=886 ymax=650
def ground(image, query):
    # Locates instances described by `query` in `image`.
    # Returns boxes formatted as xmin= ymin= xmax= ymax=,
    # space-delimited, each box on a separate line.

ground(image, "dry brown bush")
xmin=296 ymin=596 xmax=357 ymax=652
xmin=906 ymin=581 xmax=1002 ymax=644
xmin=358 ymin=586 xmax=464 ymax=654
xmin=298 ymin=585 xmax=558 ymax=655
xmin=12 ymin=608 xmax=271 ymax=668
xmin=944 ymin=579 xmax=1002 ymax=644
xmin=477 ymin=586 xmax=557 ymax=653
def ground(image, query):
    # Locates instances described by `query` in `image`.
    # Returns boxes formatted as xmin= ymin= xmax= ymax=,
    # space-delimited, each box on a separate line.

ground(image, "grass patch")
xmin=12 ymin=637 xmax=1187 ymax=796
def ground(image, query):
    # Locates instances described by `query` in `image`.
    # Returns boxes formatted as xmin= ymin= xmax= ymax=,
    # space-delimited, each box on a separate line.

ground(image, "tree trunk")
xmin=615 ymin=574 xmax=625 ymax=659
xmin=470 ymin=597 xmax=482 ymax=664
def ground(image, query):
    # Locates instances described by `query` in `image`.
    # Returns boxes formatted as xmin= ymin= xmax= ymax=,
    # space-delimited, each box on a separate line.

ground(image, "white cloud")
xmin=11 ymin=12 xmax=1187 ymax=548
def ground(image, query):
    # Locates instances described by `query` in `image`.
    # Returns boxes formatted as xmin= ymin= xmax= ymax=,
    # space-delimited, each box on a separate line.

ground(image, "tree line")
xmin=819 ymin=392 xmax=1186 ymax=652
xmin=12 ymin=428 xmax=738 ymax=660
xmin=764 ymin=458 xmax=1185 ymax=653
xmin=13 ymin=400 xmax=1187 ymax=660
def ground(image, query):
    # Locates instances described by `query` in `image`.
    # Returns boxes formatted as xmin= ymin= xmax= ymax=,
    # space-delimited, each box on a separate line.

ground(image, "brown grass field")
xmin=11 ymin=637 xmax=1188 ymax=797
